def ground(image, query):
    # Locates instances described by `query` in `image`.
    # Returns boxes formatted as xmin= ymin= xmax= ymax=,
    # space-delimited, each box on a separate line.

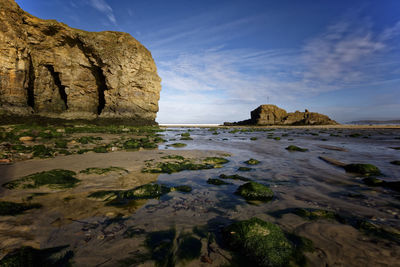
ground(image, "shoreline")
xmin=160 ymin=124 xmax=400 ymax=129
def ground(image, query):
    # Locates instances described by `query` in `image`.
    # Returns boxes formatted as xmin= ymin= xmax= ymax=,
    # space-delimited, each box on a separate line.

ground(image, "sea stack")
xmin=225 ymin=104 xmax=338 ymax=126
xmin=0 ymin=0 xmax=161 ymax=125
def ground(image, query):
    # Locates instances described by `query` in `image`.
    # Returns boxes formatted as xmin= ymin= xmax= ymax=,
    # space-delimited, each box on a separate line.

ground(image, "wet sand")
xmin=0 ymin=126 xmax=400 ymax=266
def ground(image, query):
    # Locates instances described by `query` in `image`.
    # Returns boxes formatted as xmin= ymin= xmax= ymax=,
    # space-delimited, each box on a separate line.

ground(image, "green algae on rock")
xmin=0 ymin=245 xmax=74 ymax=266
xmin=362 ymin=177 xmax=400 ymax=192
xmin=235 ymin=182 xmax=273 ymax=201
xmin=238 ymin=166 xmax=252 ymax=172
xmin=142 ymin=157 xmax=229 ymax=174
xmin=3 ymin=169 xmax=79 ymax=189
xmin=244 ymin=158 xmax=260 ymax=165
xmin=0 ymin=201 xmax=42 ymax=216
xmin=285 ymin=145 xmax=308 ymax=152
xmin=207 ymin=178 xmax=231 ymax=186
xmin=222 ymin=218 xmax=293 ymax=267
xmin=293 ymin=208 xmax=339 ymax=221
xmin=80 ymin=166 xmax=128 ymax=175
xmin=344 ymin=163 xmax=382 ymax=176
xmin=219 ymin=174 xmax=251 ymax=182
xmin=170 ymin=143 xmax=187 ymax=148
xmin=390 ymin=160 xmax=400 ymax=165
xmin=88 ymin=183 xmax=170 ymax=203
xmin=171 ymin=185 xmax=193 ymax=193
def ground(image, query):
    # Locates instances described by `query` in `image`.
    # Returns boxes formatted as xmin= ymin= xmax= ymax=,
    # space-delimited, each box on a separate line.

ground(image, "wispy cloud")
xmin=88 ymin=0 xmax=117 ymax=25
xmin=146 ymin=9 xmax=400 ymax=123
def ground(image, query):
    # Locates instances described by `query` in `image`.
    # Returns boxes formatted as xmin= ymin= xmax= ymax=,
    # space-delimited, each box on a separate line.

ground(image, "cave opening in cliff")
xmin=27 ymin=56 xmax=35 ymax=109
xmin=46 ymin=65 xmax=68 ymax=110
xmin=91 ymin=66 xmax=107 ymax=115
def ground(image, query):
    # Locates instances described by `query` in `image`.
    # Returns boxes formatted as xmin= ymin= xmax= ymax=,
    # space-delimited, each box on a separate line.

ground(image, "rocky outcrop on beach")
xmin=0 ymin=0 xmax=161 ymax=124
xmin=225 ymin=104 xmax=338 ymax=126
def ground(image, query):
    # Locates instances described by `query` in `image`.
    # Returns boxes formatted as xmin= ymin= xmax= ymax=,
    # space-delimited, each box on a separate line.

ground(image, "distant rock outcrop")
xmin=224 ymin=105 xmax=338 ymax=126
xmin=0 ymin=0 xmax=161 ymax=124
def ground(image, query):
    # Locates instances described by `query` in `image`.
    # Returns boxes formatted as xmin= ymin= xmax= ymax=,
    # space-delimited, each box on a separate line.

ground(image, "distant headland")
xmin=224 ymin=104 xmax=338 ymax=126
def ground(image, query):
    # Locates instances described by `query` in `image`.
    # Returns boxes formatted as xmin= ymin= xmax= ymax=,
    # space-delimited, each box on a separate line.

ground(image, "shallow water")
xmin=1 ymin=127 xmax=400 ymax=266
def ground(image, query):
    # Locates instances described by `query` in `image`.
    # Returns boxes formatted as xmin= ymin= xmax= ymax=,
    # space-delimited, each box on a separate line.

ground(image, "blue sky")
xmin=15 ymin=0 xmax=400 ymax=123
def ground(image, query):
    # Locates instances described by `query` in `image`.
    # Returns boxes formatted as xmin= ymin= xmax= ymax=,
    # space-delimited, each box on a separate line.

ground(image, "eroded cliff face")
xmin=225 ymin=104 xmax=338 ymax=126
xmin=0 ymin=0 xmax=161 ymax=124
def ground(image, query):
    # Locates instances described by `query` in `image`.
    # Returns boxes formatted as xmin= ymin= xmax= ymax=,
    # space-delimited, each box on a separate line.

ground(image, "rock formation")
xmin=0 ymin=0 xmax=161 ymax=124
xmin=224 ymin=104 xmax=338 ymax=126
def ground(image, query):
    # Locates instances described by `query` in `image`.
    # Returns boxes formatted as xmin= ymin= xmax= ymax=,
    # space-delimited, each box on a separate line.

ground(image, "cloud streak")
xmin=88 ymin=0 xmax=117 ymax=25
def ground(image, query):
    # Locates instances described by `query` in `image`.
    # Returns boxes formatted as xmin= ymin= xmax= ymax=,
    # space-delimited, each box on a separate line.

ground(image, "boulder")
xmin=0 ymin=0 xmax=161 ymax=124
xmin=225 ymin=104 xmax=338 ymax=126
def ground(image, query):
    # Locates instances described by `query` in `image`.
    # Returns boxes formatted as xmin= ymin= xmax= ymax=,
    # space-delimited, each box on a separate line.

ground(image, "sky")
xmin=15 ymin=0 xmax=400 ymax=123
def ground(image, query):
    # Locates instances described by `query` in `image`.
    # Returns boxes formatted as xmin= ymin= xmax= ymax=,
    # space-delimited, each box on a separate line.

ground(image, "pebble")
xmin=19 ymin=136 xmax=34 ymax=142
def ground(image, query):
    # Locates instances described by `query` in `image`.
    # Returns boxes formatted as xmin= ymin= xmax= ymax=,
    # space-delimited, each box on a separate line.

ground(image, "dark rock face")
xmin=0 ymin=0 xmax=161 ymax=124
xmin=225 ymin=104 xmax=338 ymax=126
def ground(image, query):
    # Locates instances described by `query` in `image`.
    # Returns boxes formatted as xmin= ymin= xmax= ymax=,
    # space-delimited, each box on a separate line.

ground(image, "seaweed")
xmin=207 ymin=178 xmax=231 ymax=185
xmin=0 ymin=245 xmax=73 ymax=267
xmin=244 ymin=158 xmax=260 ymax=165
xmin=285 ymin=145 xmax=308 ymax=152
xmin=0 ymin=201 xmax=42 ymax=216
xmin=80 ymin=166 xmax=128 ymax=175
xmin=145 ymin=228 xmax=176 ymax=267
xmin=219 ymin=174 xmax=251 ymax=182
xmin=176 ymin=235 xmax=202 ymax=261
xmin=3 ymin=169 xmax=79 ymax=189
xmin=344 ymin=163 xmax=382 ymax=176
xmin=238 ymin=167 xmax=252 ymax=172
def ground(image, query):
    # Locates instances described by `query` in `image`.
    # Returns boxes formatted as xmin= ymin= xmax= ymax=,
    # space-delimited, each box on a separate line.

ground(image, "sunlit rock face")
xmin=225 ymin=104 xmax=338 ymax=125
xmin=0 ymin=0 xmax=161 ymax=124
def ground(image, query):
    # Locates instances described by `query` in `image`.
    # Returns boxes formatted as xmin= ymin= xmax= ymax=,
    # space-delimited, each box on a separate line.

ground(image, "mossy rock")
xmin=0 ymin=201 xmax=42 ymax=216
xmin=181 ymin=132 xmax=190 ymax=137
xmin=362 ymin=177 xmax=385 ymax=186
xmin=390 ymin=160 xmax=400 ymax=165
xmin=170 ymin=143 xmax=187 ymax=148
xmin=161 ymin=155 xmax=185 ymax=160
xmin=244 ymin=158 xmax=260 ymax=165
xmin=54 ymin=139 xmax=68 ymax=149
xmin=207 ymin=178 xmax=231 ymax=185
xmin=123 ymin=139 xmax=141 ymax=149
xmin=356 ymin=220 xmax=400 ymax=243
xmin=222 ymin=218 xmax=293 ymax=267
xmin=235 ymin=182 xmax=273 ymax=201
xmin=180 ymin=136 xmax=193 ymax=140
xmin=80 ymin=166 xmax=128 ymax=175
xmin=171 ymin=185 xmax=193 ymax=193
xmin=390 ymin=147 xmax=400 ymax=150
xmin=143 ymin=157 xmax=229 ymax=174
xmin=273 ymin=137 xmax=281 ymax=141
xmin=93 ymin=146 xmax=108 ymax=153
xmin=344 ymin=163 xmax=381 ymax=176
xmin=88 ymin=183 xmax=170 ymax=205
xmin=238 ymin=167 xmax=252 ymax=172
xmin=203 ymin=157 xmax=229 ymax=166
xmin=219 ymin=174 xmax=251 ymax=182
xmin=293 ymin=208 xmax=338 ymax=221
xmin=176 ymin=235 xmax=202 ymax=261
xmin=77 ymin=136 xmax=102 ymax=144
xmin=250 ymin=137 xmax=258 ymax=141
xmin=3 ymin=169 xmax=79 ymax=189
xmin=285 ymin=145 xmax=308 ymax=152
xmin=32 ymin=145 xmax=54 ymax=158
xmin=0 ymin=245 xmax=73 ymax=267
xmin=362 ymin=177 xmax=400 ymax=192
xmin=145 ymin=229 xmax=176 ymax=267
